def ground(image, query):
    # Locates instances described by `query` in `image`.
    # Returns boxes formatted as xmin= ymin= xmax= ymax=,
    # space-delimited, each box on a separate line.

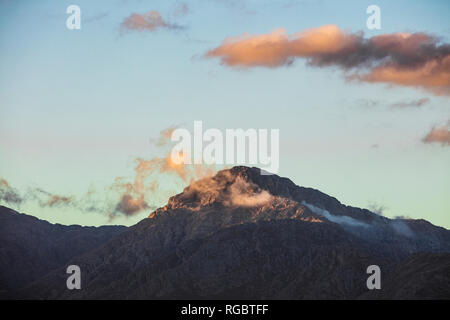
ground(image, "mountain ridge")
xmin=1 ymin=166 xmax=450 ymax=299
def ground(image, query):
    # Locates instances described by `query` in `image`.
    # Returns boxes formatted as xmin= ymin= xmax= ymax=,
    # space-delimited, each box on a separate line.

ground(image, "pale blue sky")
xmin=0 ymin=0 xmax=449 ymax=227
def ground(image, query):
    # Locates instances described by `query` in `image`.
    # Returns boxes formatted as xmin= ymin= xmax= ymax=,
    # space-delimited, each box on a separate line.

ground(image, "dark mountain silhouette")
xmin=0 ymin=206 xmax=126 ymax=298
xmin=2 ymin=167 xmax=450 ymax=299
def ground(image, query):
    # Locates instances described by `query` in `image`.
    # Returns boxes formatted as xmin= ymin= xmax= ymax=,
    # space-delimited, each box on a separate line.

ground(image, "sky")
xmin=0 ymin=0 xmax=449 ymax=227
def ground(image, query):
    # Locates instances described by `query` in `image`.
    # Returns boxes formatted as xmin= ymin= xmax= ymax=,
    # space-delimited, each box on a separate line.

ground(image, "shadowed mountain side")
xmin=360 ymin=252 xmax=450 ymax=300
xmin=0 ymin=206 xmax=126 ymax=297
xmin=3 ymin=166 xmax=450 ymax=299
xmin=23 ymin=219 xmax=390 ymax=299
xmin=156 ymin=167 xmax=450 ymax=255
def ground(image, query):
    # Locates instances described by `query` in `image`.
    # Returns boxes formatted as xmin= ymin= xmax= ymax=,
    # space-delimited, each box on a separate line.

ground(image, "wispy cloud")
xmin=0 ymin=179 xmax=23 ymax=205
xmin=0 ymin=127 xmax=217 ymax=220
xmin=302 ymin=201 xmax=369 ymax=228
xmin=84 ymin=11 xmax=109 ymax=24
xmin=206 ymin=25 xmax=450 ymax=95
xmin=367 ymin=202 xmax=387 ymax=216
xmin=357 ymin=97 xmax=431 ymax=110
xmin=389 ymin=98 xmax=430 ymax=109
xmin=114 ymin=194 xmax=149 ymax=216
xmin=357 ymin=98 xmax=381 ymax=109
xmin=0 ymin=181 xmax=84 ymax=211
xmin=423 ymin=121 xmax=450 ymax=146
xmin=171 ymin=2 xmax=189 ymax=18
xmin=120 ymin=10 xmax=184 ymax=33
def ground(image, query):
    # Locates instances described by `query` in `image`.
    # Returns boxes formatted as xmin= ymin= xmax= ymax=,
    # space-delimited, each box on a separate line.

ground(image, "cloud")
xmin=206 ymin=25 xmax=355 ymax=68
xmin=172 ymin=3 xmax=189 ymax=18
xmin=0 ymin=179 xmax=23 ymax=205
xmin=302 ymin=201 xmax=415 ymax=237
xmin=390 ymin=219 xmax=414 ymax=237
xmin=174 ymin=171 xmax=272 ymax=209
xmin=108 ymin=127 xmax=216 ymax=218
xmin=120 ymin=10 xmax=183 ymax=32
xmin=301 ymin=201 xmax=369 ymax=228
xmin=155 ymin=126 xmax=179 ymax=147
xmin=367 ymin=203 xmax=387 ymax=216
xmin=358 ymin=97 xmax=430 ymax=110
xmin=114 ymin=194 xmax=149 ymax=216
xmin=84 ymin=11 xmax=109 ymax=23
xmin=0 ymin=127 xmax=217 ymax=220
xmin=226 ymin=177 xmax=272 ymax=207
xmin=44 ymin=195 xmax=74 ymax=207
xmin=390 ymin=98 xmax=430 ymax=109
xmin=0 ymin=180 xmax=84 ymax=211
xmin=206 ymin=25 xmax=450 ymax=95
xmin=423 ymin=121 xmax=450 ymax=146
xmin=351 ymin=56 xmax=450 ymax=96
xmin=357 ymin=98 xmax=381 ymax=108
xmin=394 ymin=215 xmax=412 ymax=219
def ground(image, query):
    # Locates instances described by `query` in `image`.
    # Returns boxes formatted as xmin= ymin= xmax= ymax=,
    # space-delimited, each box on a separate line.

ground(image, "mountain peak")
xmin=149 ymin=166 xmax=382 ymax=227
xmin=153 ymin=165 xmax=339 ymax=213
xmin=161 ymin=166 xmax=275 ymax=211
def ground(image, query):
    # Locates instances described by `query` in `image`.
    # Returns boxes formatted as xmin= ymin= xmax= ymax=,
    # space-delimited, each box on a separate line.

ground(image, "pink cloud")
xmin=206 ymin=25 xmax=450 ymax=95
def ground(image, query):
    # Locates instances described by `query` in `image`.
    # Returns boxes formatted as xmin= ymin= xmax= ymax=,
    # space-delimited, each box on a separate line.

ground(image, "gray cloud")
xmin=0 ymin=179 xmax=23 ymax=205
xmin=390 ymin=98 xmax=430 ymax=109
xmin=84 ymin=11 xmax=109 ymax=23
xmin=367 ymin=203 xmax=387 ymax=216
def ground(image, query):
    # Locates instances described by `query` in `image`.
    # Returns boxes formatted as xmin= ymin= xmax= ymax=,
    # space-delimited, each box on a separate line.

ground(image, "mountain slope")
xmin=360 ymin=252 xmax=450 ymax=299
xmin=4 ymin=166 xmax=450 ymax=299
xmin=0 ymin=206 xmax=126 ymax=297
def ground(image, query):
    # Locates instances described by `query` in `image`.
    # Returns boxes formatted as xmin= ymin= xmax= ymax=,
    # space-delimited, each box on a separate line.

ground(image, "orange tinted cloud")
xmin=156 ymin=126 xmax=178 ymax=146
xmin=109 ymin=127 xmax=216 ymax=218
xmin=206 ymin=25 xmax=450 ymax=95
xmin=120 ymin=11 xmax=182 ymax=32
xmin=355 ymin=56 xmax=450 ymax=96
xmin=45 ymin=195 xmax=74 ymax=207
xmin=423 ymin=122 xmax=450 ymax=146
xmin=207 ymin=25 xmax=358 ymax=67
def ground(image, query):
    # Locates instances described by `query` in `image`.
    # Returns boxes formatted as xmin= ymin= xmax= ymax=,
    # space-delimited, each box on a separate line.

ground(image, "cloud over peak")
xmin=206 ymin=25 xmax=450 ymax=95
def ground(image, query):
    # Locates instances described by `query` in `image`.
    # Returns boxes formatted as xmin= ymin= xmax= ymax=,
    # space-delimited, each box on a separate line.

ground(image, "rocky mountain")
xmin=0 ymin=206 xmax=126 ymax=298
xmin=360 ymin=252 xmax=450 ymax=300
xmin=2 ymin=166 xmax=450 ymax=299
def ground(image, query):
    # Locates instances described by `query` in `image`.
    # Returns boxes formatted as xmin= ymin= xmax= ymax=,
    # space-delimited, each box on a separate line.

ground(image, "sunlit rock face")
xmin=2 ymin=167 xmax=450 ymax=299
